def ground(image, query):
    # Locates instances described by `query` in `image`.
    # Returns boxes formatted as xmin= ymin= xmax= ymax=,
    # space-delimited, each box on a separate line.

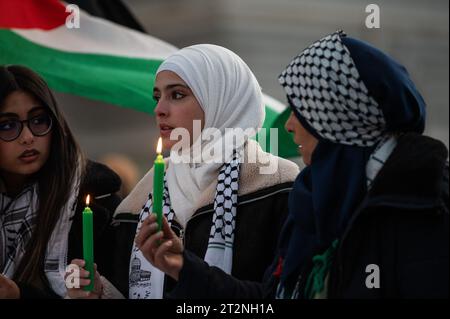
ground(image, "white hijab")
xmin=156 ymin=44 xmax=265 ymax=227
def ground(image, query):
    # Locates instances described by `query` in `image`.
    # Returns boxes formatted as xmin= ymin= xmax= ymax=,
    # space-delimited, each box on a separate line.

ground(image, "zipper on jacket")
xmin=179 ymin=228 xmax=185 ymax=244
xmin=168 ymin=221 xmax=185 ymax=246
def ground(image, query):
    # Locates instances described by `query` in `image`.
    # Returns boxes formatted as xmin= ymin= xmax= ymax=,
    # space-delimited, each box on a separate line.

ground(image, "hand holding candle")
xmin=82 ymin=195 xmax=95 ymax=292
xmin=153 ymin=137 xmax=165 ymax=231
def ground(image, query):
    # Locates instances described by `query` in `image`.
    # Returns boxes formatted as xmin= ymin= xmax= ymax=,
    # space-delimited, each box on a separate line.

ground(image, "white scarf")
xmin=0 ymin=173 xmax=80 ymax=297
xmin=129 ymin=153 xmax=240 ymax=299
xmin=366 ymin=135 xmax=398 ymax=189
xmin=157 ymin=44 xmax=265 ymax=228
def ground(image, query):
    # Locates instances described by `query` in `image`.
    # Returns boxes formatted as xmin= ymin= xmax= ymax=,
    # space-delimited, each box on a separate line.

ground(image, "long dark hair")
xmin=0 ymin=65 xmax=85 ymax=286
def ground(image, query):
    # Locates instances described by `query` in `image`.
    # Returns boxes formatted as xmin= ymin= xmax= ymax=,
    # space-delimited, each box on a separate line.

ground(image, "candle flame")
xmin=156 ymin=137 xmax=163 ymax=154
xmin=86 ymin=194 xmax=90 ymax=206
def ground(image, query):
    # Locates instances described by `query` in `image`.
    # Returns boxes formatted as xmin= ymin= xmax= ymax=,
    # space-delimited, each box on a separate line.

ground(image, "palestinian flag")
xmin=0 ymin=0 xmax=296 ymax=157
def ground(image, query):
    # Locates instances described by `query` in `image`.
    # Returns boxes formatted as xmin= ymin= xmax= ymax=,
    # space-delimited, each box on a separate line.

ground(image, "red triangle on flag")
xmin=0 ymin=0 xmax=69 ymax=30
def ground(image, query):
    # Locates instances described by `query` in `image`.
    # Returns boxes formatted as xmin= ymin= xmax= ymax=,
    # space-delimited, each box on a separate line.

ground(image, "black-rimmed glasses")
xmin=0 ymin=113 xmax=53 ymax=142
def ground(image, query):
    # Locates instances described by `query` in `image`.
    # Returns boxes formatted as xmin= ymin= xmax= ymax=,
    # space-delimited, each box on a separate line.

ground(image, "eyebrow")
xmin=0 ymin=106 xmax=46 ymax=118
xmin=153 ymin=83 xmax=190 ymax=93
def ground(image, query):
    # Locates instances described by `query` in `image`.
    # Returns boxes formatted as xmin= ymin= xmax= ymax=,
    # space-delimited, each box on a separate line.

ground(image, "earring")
xmin=298 ymin=145 xmax=303 ymax=149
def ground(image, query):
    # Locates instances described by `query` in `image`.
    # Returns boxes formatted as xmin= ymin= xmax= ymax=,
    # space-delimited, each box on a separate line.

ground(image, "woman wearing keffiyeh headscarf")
xmin=275 ymin=30 xmax=448 ymax=299
xmin=132 ymin=32 xmax=448 ymax=299
xmin=69 ymin=44 xmax=300 ymax=299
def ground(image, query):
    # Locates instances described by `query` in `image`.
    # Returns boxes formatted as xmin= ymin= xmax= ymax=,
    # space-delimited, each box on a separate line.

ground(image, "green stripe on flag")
xmin=0 ymin=29 xmax=160 ymax=113
xmin=258 ymin=105 xmax=297 ymax=158
xmin=0 ymin=29 xmax=297 ymax=158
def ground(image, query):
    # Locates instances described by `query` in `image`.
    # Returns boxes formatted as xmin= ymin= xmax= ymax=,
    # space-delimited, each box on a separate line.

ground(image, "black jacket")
xmin=170 ymin=133 xmax=449 ymax=299
xmin=112 ymin=183 xmax=293 ymax=298
xmin=111 ymin=141 xmax=300 ymax=297
xmin=18 ymin=161 xmax=122 ymax=298
xmin=327 ymin=133 xmax=448 ymax=298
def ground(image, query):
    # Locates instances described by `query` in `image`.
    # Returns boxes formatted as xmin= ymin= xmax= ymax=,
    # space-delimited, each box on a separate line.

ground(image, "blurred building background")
xmin=57 ymin=0 xmax=449 ymax=182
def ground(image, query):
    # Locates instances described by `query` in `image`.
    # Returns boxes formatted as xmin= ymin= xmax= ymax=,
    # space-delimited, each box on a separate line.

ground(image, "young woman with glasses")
xmin=0 ymin=65 xmax=123 ymax=298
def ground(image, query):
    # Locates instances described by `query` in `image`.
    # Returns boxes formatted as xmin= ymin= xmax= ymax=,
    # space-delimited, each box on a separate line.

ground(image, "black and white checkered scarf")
xmin=0 ymin=184 xmax=38 ymax=275
xmin=276 ymin=31 xmax=406 ymax=298
xmin=129 ymin=152 xmax=240 ymax=299
xmin=279 ymin=31 xmax=388 ymax=147
xmin=0 ymin=176 xmax=80 ymax=297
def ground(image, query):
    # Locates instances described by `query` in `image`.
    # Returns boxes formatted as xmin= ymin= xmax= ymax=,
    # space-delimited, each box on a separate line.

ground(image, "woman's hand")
xmin=0 ymin=274 xmax=20 ymax=299
xmin=65 ymin=259 xmax=102 ymax=299
xmin=135 ymin=214 xmax=184 ymax=281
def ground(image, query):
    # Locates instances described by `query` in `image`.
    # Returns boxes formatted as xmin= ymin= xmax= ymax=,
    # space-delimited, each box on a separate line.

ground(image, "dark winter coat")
xmin=170 ymin=133 xmax=449 ymax=299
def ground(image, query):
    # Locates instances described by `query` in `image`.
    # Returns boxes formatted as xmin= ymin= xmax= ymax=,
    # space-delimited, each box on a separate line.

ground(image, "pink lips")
xmin=19 ymin=149 xmax=40 ymax=163
xmin=159 ymin=124 xmax=174 ymax=137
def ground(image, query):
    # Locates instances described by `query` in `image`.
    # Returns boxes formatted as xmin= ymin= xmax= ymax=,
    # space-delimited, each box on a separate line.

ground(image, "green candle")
xmin=82 ymin=195 xmax=95 ymax=292
xmin=153 ymin=137 xmax=165 ymax=231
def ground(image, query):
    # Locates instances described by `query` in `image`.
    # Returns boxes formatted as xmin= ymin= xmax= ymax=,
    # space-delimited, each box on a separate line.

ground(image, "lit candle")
xmin=82 ymin=195 xmax=95 ymax=292
xmin=153 ymin=137 xmax=165 ymax=231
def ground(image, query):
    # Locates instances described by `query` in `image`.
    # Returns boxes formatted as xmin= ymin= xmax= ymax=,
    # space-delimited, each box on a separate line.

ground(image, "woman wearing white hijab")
xmin=66 ymin=44 xmax=299 ymax=299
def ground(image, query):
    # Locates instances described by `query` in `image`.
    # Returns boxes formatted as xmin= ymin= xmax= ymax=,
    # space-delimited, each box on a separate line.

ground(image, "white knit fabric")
xmin=157 ymin=44 xmax=265 ymax=228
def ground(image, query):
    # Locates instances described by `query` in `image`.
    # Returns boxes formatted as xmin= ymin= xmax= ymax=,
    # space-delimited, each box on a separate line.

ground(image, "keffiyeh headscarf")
xmin=276 ymin=31 xmax=426 ymax=298
xmin=129 ymin=44 xmax=265 ymax=299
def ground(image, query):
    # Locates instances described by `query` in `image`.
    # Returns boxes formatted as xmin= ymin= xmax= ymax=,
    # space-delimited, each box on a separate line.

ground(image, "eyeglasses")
xmin=0 ymin=113 xmax=53 ymax=142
